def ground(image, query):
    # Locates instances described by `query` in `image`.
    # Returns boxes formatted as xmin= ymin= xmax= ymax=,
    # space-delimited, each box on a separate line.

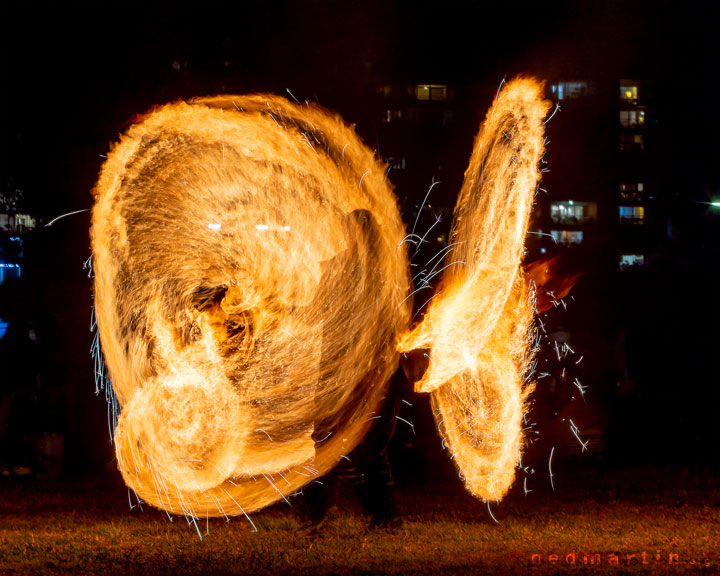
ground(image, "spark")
xmin=569 ymin=419 xmax=588 ymax=452
xmin=285 ymin=88 xmax=300 ymax=103
xmin=411 ymin=178 xmax=441 ymax=237
xmin=544 ymin=102 xmax=561 ymax=124
xmin=487 ymin=501 xmax=500 ymax=524
xmin=573 ymin=378 xmax=588 ymax=399
xmin=549 ymin=447 xmax=555 ymax=492
xmin=44 ymin=209 xmax=89 ymax=227
xmin=395 ymin=416 xmax=416 ymax=435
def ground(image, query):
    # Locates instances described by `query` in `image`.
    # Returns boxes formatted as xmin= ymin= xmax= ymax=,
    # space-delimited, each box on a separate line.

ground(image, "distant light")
xmin=540 ymin=247 xmax=547 ymax=254
xmin=284 ymin=225 xmax=291 ymax=231
xmin=711 ymin=201 xmax=720 ymax=208
xmin=207 ymin=223 xmax=221 ymax=230
xmin=256 ymin=224 xmax=269 ymax=231
xmin=568 ymin=200 xmax=574 ymax=206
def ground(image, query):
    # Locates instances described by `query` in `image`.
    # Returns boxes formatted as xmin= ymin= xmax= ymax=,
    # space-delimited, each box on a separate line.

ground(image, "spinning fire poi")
xmin=90 ymin=78 xmax=550 ymax=519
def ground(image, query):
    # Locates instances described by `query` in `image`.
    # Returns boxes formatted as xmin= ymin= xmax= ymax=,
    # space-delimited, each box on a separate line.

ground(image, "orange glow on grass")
xmin=91 ymin=77 xmax=550 ymax=518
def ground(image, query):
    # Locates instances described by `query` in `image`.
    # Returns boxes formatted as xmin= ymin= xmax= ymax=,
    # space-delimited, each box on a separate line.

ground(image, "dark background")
xmin=1 ymin=0 xmax=719 ymax=478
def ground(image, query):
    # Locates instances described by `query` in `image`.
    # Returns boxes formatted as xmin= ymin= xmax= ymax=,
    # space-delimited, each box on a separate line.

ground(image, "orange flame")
xmin=398 ymin=78 xmax=551 ymax=501
xmin=91 ymin=95 xmax=411 ymax=517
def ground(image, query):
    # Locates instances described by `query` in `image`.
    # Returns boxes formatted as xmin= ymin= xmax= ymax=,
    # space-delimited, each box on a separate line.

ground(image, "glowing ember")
xmin=398 ymin=78 xmax=551 ymax=501
xmin=91 ymin=77 xmax=550 ymax=519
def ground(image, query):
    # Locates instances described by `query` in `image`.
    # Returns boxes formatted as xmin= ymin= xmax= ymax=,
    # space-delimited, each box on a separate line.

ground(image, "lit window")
xmin=619 ymin=205 xmax=645 ymax=223
xmin=549 ymin=81 xmax=592 ymax=101
xmin=619 ymin=109 xmax=646 ymax=128
xmin=0 ymin=263 xmax=22 ymax=285
xmin=620 ymin=83 xmax=639 ymax=101
xmin=415 ymin=84 xmax=447 ymax=101
xmin=551 ymin=230 xmax=583 ymax=245
xmin=620 ymin=183 xmax=645 ymax=201
xmin=619 ymin=254 xmax=645 ymax=269
xmin=550 ymin=201 xmax=597 ymax=224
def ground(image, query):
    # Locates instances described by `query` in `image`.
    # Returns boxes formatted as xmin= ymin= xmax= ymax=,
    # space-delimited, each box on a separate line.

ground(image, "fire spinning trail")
xmin=91 ymin=78 xmax=550 ymax=519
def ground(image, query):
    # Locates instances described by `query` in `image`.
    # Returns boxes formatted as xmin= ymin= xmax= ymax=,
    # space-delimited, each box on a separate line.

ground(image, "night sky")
xmin=5 ymin=0 xmax=717 ymax=217
xmin=2 ymin=0 xmax=719 ymax=470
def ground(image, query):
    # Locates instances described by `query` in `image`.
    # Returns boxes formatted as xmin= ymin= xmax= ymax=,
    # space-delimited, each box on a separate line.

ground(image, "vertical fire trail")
xmin=399 ymin=78 xmax=551 ymax=501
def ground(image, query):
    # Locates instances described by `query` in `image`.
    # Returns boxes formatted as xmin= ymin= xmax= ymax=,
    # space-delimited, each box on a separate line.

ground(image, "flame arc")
xmin=91 ymin=78 xmax=550 ymax=518
xmin=398 ymin=77 xmax=551 ymax=501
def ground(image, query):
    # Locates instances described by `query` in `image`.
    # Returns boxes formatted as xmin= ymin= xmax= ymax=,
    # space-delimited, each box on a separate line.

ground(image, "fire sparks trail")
xmin=91 ymin=77 xmax=550 ymax=518
xmin=398 ymin=78 xmax=551 ymax=501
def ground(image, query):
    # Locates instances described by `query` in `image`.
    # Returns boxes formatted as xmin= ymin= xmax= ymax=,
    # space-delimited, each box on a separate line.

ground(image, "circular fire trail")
xmin=91 ymin=78 xmax=550 ymax=518
xmin=91 ymin=95 xmax=412 ymax=517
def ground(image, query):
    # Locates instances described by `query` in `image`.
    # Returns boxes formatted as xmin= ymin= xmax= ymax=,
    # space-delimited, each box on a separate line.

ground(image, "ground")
xmin=0 ymin=462 xmax=718 ymax=575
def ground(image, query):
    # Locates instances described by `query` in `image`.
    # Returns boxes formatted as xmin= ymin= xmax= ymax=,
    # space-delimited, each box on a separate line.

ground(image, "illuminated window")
xmin=0 ymin=263 xmax=22 ymax=285
xmin=619 ymin=254 xmax=645 ymax=270
xmin=620 ymin=82 xmax=639 ymax=102
xmin=619 ymin=205 xmax=645 ymax=223
xmin=551 ymin=230 xmax=583 ymax=245
xmin=619 ymin=109 xmax=646 ymax=128
xmin=0 ymin=213 xmax=35 ymax=233
xmin=415 ymin=84 xmax=447 ymax=101
xmin=550 ymin=201 xmax=597 ymax=224
xmin=620 ymin=182 xmax=645 ymax=201
xmin=549 ymin=81 xmax=592 ymax=101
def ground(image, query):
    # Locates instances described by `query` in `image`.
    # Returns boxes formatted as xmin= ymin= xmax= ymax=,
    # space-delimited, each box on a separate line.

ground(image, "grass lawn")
xmin=0 ymin=462 xmax=718 ymax=575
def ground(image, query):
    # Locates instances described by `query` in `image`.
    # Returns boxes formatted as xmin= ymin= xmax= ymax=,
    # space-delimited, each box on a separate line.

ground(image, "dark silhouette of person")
xmin=297 ymin=209 xmax=414 ymax=531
